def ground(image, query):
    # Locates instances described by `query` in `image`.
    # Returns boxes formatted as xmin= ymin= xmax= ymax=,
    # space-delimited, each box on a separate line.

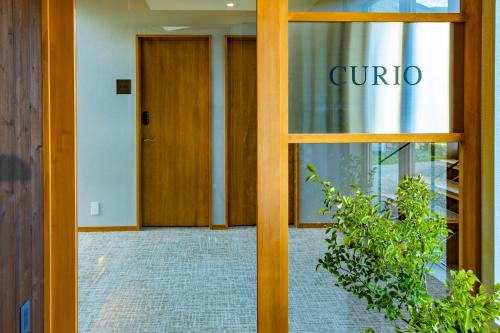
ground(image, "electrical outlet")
xmin=20 ymin=300 xmax=30 ymax=333
xmin=90 ymin=202 xmax=100 ymax=216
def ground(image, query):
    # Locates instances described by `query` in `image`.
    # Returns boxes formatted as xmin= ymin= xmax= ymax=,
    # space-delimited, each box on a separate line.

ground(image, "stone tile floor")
xmin=79 ymin=227 xmax=445 ymax=333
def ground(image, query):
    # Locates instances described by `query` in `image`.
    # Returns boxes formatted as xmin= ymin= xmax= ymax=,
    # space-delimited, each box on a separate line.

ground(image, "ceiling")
xmin=78 ymin=0 xmax=257 ymax=26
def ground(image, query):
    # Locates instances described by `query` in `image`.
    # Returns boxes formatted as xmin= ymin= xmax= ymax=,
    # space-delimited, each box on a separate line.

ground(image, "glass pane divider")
xmin=288 ymin=12 xmax=465 ymax=23
xmin=288 ymin=133 xmax=464 ymax=144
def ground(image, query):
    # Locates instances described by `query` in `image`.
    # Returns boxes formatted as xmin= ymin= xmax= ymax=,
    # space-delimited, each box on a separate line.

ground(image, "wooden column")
xmin=461 ymin=0 xmax=483 ymax=276
xmin=42 ymin=0 xmax=77 ymax=332
xmin=257 ymin=0 xmax=288 ymax=332
xmin=480 ymin=0 xmax=496 ymax=291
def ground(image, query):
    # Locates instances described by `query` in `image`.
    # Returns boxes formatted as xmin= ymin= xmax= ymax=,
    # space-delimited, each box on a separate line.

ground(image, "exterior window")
xmin=296 ymin=142 xmax=460 ymax=273
xmin=289 ymin=22 xmax=457 ymax=134
xmin=289 ymin=0 xmax=460 ymax=13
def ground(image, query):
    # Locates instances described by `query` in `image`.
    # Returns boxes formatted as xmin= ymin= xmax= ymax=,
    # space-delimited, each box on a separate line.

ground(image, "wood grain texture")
xmin=226 ymin=36 xmax=257 ymax=227
xmin=257 ymin=0 xmax=289 ymax=331
xmin=461 ymin=0 xmax=482 ymax=277
xmin=480 ymin=0 xmax=496 ymax=291
xmin=0 ymin=0 xmax=44 ymax=332
xmin=288 ymin=133 xmax=464 ymax=144
xmin=140 ymin=37 xmax=211 ymax=227
xmin=42 ymin=0 xmax=77 ymax=331
xmin=288 ymin=12 xmax=465 ymax=23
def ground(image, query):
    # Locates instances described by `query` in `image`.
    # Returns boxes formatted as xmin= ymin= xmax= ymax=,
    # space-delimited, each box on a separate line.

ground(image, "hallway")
xmin=78 ymin=228 xmax=445 ymax=333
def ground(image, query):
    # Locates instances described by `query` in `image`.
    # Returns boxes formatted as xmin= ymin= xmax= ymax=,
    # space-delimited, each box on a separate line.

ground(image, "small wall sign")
xmin=116 ymin=79 xmax=131 ymax=94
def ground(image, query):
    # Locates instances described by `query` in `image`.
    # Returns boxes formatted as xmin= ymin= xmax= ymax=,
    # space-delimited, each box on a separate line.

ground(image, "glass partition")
xmin=289 ymin=142 xmax=459 ymax=331
xmin=289 ymin=22 xmax=457 ymax=133
xmin=289 ymin=0 xmax=460 ymax=13
xmin=296 ymin=142 xmax=459 ymax=270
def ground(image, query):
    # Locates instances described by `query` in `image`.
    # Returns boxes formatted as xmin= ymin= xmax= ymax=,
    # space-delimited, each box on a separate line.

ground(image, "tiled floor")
xmin=79 ymin=227 xmax=445 ymax=333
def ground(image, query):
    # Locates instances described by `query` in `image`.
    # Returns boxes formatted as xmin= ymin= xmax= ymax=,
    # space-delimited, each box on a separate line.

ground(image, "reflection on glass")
xmin=289 ymin=0 xmax=460 ymax=13
xmin=298 ymin=142 xmax=459 ymax=273
xmin=289 ymin=22 xmax=455 ymax=133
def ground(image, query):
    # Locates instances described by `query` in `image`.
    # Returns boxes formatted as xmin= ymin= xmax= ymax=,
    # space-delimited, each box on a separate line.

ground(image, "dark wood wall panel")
xmin=0 ymin=0 xmax=43 ymax=332
xmin=226 ymin=36 xmax=257 ymax=227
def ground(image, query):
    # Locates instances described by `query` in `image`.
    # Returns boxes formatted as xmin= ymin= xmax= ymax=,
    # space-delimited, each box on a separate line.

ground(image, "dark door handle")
xmin=142 ymin=111 xmax=150 ymax=125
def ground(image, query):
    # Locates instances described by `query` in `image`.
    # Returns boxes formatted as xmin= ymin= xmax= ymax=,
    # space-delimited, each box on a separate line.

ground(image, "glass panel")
xmin=290 ymin=142 xmax=459 ymax=331
xmin=289 ymin=22 xmax=455 ymax=133
xmin=289 ymin=0 xmax=460 ymax=13
xmin=297 ymin=142 xmax=459 ymax=270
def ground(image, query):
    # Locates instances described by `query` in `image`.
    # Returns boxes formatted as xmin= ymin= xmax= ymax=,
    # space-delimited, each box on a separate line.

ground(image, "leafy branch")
xmin=306 ymin=164 xmax=500 ymax=332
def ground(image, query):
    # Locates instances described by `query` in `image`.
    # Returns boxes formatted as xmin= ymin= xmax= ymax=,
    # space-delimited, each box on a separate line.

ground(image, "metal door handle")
xmin=143 ymin=138 xmax=158 ymax=143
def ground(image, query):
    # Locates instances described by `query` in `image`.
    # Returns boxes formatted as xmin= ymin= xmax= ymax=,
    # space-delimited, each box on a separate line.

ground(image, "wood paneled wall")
xmin=0 ymin=0 xmax=44 ymax=332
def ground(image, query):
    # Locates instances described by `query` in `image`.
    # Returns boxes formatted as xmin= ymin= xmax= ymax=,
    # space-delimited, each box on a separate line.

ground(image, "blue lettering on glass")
xmin=329 ymin=66 xmax=347 ymax=86
xmin=404 ymin=66 xmax=423 ymax=85
xmin=351 ymin=66 xmax=368 ymax=86
xmin=329 ymin=65 xmax=422 ymax=86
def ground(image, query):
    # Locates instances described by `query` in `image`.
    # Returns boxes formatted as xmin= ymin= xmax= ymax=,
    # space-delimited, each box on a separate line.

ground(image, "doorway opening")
xmin=75 ymin=2 xmax=258 ymax=332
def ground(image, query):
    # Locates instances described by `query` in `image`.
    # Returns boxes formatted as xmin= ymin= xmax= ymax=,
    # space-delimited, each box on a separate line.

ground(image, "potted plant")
xmin=306 ymin=165 xmax=500 ymax=333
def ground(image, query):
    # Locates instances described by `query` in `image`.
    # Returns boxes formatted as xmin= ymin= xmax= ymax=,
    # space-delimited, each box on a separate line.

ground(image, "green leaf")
xmin=309 ymin=170 xmax=500 ymax=333
xmin=306 ymin=163 xmax=317 ymax=173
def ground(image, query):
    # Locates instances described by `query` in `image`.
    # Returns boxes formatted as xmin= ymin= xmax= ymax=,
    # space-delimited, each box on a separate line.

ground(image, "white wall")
xmin=77 ymin=6 xmax=138 ymax=227
xmin=76 ymin=3 xmax=255 ymax=227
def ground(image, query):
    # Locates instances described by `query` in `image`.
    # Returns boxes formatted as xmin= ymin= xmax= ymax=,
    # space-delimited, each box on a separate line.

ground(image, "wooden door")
xmin=226 ymin=36 xmax=257 ymax=226
xmin=140 ymin=37 xmax=211 ymax=227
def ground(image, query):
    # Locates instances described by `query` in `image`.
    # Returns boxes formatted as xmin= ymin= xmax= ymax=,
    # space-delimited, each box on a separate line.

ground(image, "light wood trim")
xmin=78 ymin=226 xmax=140 ymax=232
xmin=480 ymin=0 xmax=495 ymax=291
xmin=461 ymin=0 xmax=482 ymax=277
xmin=136 ymin=35 xmax=213 ymax=229
xmin=209 ymin=225 xmax=229 ymax=230
xmin=257 ymin=0 xmax=288 ymax=331
xmin=42 ymin=0 xmax=77 ymax=332
xmin=138 ymin=35 xmax=212 ymax=40
xmin=289 ymin=133 xmax=464 ymax=144
xmin=288 ymin=12 xmax=465 ymax=23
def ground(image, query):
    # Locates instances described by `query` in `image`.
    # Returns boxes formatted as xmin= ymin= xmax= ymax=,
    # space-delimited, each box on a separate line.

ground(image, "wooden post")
xmin=461 ymin=0 xmax=483 ymax=276
xmin=257 ymin=0 xmax=289 ymax=331
xmin=42 ymin=0 xmax=77 ymax=331
xmin=480 ymin=0 xmax=496 ymax=291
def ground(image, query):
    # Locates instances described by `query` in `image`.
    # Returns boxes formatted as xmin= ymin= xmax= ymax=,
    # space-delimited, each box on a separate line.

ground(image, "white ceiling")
xmin=145 ymin=0 xmax=256 ymax=11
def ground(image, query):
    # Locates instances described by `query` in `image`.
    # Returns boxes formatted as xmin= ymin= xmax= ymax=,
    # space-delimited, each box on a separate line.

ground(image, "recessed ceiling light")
xmin=162 ymin=26 xmax=189 ymax=32
xmin=226 ymin=2 xmax=235 ymax=7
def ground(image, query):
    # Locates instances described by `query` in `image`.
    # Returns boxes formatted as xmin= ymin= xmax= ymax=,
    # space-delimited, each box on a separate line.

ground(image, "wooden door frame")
xmin=224 ymin=35 xmax=257 ymax=229
xmin=42 ymin=0 xmax=77 ymax=332
xmin=42 ymin=0 xmax=491 ymax=332
xmin=136 ymin=35 xmax=213 ymax=229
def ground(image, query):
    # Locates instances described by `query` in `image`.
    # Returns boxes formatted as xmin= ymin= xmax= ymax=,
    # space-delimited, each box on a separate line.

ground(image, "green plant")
xmin=400 ymin=270 xmax=500 ymax=333
xmin=306 ymin=164 xmax=500 ymax=332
